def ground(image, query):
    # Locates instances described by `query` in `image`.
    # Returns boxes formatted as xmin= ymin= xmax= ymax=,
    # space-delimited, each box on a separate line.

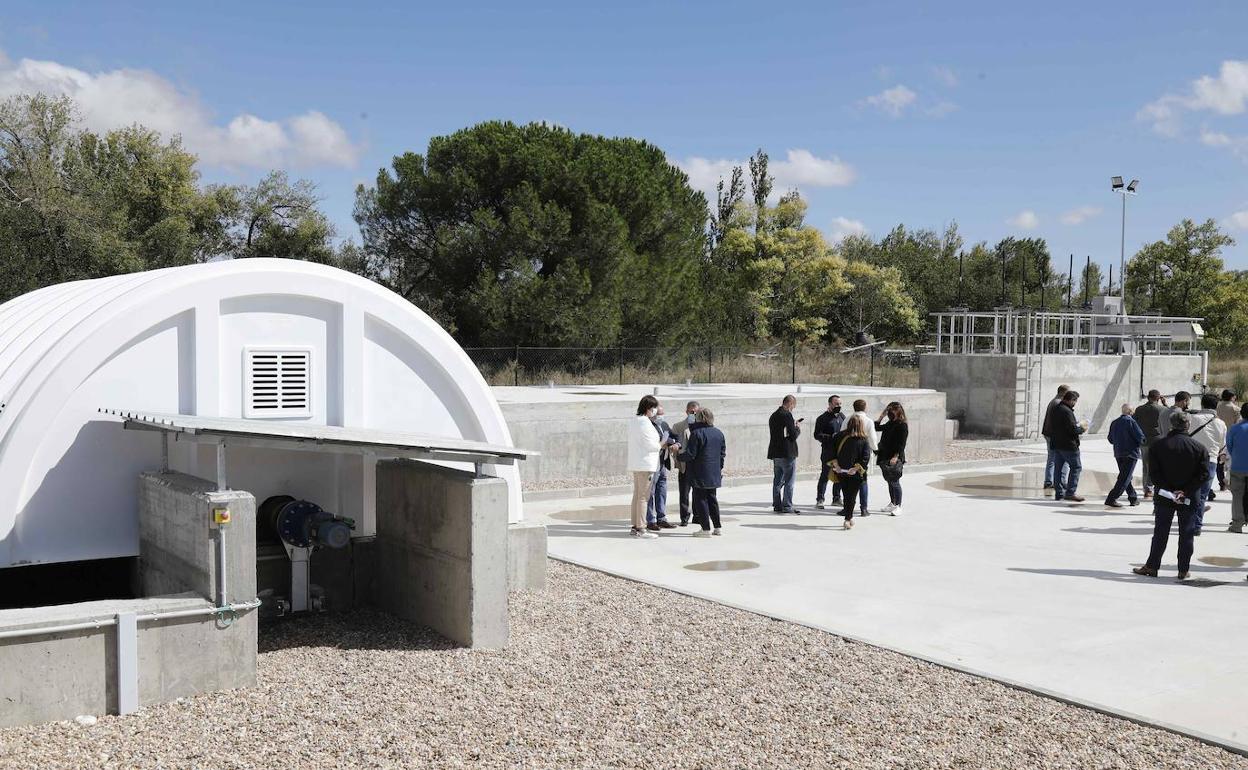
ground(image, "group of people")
xmin=627 ymin=397 xmax=726 ymax=538
xmin=625 ymin=392 xmax=911 ymax=540
xmin=1041 ymin=383 xmax=1248 ymax=580
xmin=767 ymin=394 xmax=908 ymax=528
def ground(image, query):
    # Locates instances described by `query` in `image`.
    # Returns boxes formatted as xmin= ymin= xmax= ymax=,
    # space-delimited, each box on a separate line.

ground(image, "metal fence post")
xmin=514 ymin=344 xmax=520 ymax=387
xmin=870 ymin=346 xmax=876 ymax=387
xmin=791 ymin=343 xmax=797 ymax=384
xmin=707 ymin=346 xmax=712 ymax=383
xmin=618 ymin=343 xmax=624 ymax=385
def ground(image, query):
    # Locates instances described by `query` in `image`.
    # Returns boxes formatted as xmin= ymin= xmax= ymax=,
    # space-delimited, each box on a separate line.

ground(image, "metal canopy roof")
xmin=99 ymin=409 xmax=537 ymax=467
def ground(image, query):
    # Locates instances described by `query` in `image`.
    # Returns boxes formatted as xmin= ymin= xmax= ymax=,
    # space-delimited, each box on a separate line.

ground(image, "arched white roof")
xmin=0 ymin=259 xmax=521 ymax=568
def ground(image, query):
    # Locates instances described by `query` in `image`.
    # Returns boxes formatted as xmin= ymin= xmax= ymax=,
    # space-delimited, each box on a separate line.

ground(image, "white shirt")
xmin=853 ymin=410 xmax=879 ymax=452
xmin=627 ymin=414 xmax=662 ymax=472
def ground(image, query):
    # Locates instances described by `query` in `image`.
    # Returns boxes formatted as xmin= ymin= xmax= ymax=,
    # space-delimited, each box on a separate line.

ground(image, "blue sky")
xmin=2 ymin=2 xmax=1247 ymax=271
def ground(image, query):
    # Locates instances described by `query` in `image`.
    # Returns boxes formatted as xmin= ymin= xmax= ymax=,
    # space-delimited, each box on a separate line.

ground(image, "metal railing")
xmin=930 ymin=307 xmax=1204 ymax=357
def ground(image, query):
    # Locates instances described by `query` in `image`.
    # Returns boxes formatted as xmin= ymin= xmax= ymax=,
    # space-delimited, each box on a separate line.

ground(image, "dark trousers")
xmin=886 ymin=475 xmax=902 ymax=505
xmin=1217 ymin=456 xmax=1228 ymax=490
xmin=839 ymin=474 xmax=863 ymax=520
xmin=692 ymin=487 xmax=721 ymax=530
xmin=678 ymin=470 xmax=692 ymax=524
xmin=1145 ymin=497 xmax=1198 ymax=573
xmin=1052 ymin=449 xmax=1082 ymax=499
xmin=857 ymin=468 xmax=869 ymax=512
xmin=1140 ymin=443 xmax=1153 ymax=492
xmin=816 ymin=456 xmax=842 ymax=502
xmin=1106 ymin=456 xmax=1139 ymax=504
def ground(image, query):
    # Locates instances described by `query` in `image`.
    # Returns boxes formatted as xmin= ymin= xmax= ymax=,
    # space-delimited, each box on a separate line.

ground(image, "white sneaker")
xmin=815 ymin=502 xmax=825 ymax=509
xmin=632 ymin=528 xmax=658 ymax=539
xmin=712 ymin=528 xmax=722 ymax=536
xmin=881 ymin=502 xmax=896 ymax=513
xmin=692 ymin=529 xmax=712 ymax=538
xmin=890 ymin=506 xmax=902 ymax=517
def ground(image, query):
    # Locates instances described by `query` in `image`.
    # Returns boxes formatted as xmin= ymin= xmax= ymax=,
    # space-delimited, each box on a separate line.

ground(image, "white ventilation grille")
xmin=244 ymin=347 xmax=312 ymax=418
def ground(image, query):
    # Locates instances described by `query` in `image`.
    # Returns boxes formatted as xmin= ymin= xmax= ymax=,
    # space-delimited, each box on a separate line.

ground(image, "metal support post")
xmin=116 ymin=612 xmax=138 ymax=715
xmin=215 ymin=441 xmax=227 ymax=491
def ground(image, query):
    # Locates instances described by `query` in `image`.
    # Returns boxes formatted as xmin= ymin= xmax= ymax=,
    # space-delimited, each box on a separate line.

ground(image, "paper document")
xmin=1156 ymin=489 xmax=1188 ymax=505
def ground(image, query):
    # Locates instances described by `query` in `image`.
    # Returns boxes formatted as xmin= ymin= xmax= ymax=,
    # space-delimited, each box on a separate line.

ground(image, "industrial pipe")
xmin=0 ymin=599 xmax=262 ymax=641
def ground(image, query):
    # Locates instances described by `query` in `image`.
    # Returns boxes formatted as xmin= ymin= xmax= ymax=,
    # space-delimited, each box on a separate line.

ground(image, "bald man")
xmin=1105 ymin=403 xmax=1145 ymax=508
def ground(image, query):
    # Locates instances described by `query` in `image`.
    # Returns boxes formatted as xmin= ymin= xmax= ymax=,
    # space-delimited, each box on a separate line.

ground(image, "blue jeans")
xmin=1044 ymin=438 xmax=1056 ymax=486
xmin=646 ymin=464 xmax=669 ymax=523
xmin=772 ymin=457 xmax=796 ymax=510
xmin=858 ymin=471 xmax=869 ymax=512
xmin=1193 ymin=460 xmax=1216 ymax=532
xmin=1052 ymin=449 xmax=1082 ymax=499
xmin=1106 ymin=456 xmax=1138 ymax=504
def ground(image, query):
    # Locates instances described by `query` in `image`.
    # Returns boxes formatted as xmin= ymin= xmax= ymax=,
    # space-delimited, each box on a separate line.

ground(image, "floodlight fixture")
xmin=1111 ymin=174 xmax=1139 ymax=305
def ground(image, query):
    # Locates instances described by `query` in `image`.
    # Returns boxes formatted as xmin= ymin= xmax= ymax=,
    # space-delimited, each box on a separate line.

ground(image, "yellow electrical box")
xmin=212 ymin=508 xmax=231 ymax=526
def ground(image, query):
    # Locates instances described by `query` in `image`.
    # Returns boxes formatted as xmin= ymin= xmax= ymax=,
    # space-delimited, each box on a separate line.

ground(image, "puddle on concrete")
xmin=1181 ymin=578 xmax=1231 ymax=588
xmin=930 ymin=466 xmax=1122 ymax=499
xmin=1199 ymin=556 xmax=1247 ymax=568
xmin=684 ymin=560 xmax=760 ymax=572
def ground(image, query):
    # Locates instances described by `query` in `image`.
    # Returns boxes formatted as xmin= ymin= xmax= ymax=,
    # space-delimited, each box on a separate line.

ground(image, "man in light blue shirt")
xmin=1226 ymin=403 xmax=1248 ymax=533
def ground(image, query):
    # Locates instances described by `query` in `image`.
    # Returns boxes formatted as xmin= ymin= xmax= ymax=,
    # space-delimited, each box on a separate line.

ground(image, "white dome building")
xmin=0 ymin=258 xmax=524 ymax=570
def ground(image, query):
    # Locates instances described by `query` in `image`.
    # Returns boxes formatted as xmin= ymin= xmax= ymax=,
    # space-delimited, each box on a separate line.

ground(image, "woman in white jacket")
xmin=628 ymin=395 xmax=663 ymax=538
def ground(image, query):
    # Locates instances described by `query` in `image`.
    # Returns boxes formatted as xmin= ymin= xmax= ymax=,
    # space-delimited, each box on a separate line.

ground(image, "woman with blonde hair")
xmin=627 ymin=395 xmax=663 ymax=538
xmin=830 ymin=414 xmax=872 ymax=529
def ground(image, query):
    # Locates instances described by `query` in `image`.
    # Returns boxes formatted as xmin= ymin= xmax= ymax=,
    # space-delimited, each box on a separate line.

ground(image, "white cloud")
xmin=828 ymin=216 xmax=868 ymax=243
xmin=1140 ymin=60 xmax=1248 ymax=137
xmin=864 ymin=84 xmax=917 ymax=117
xmin=675 ymin=148 xmax=856 ymax=201
xmin=926 ymin=100 xmax=958 ymax=118
xmin=1007 ymin=210 xmax=1040 ymax=230
xmin=932 ymin=65 xmax=958 ymax=88
xmin=1225 ymin=209 xmax=1248 ymax=230
xmin=0 ymin=54 xmax=360 ymax=169
xmin=1059 ymin=205 xmax=1102 ymax=225
xmin=1201 ymin=128 xmax=1233 ymax=146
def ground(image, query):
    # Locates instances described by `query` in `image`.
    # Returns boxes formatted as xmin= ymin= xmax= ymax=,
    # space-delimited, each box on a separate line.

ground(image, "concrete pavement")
xmin=527 ymin=440 xmax=1248 ymax=753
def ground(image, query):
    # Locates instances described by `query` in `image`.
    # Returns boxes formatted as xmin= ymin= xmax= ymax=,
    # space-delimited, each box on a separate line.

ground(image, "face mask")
xmin=647 ymin=408 xmax=657 ymax=418
xmin=688 ymin=413 xmax=698 ymax=423
xmin=831 ymin=406 xmax=841 ymax=414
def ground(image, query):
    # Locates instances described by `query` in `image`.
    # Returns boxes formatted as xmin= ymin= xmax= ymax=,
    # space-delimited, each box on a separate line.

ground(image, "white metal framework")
xmin=931 ymin=308 xmax=1204 ymax=357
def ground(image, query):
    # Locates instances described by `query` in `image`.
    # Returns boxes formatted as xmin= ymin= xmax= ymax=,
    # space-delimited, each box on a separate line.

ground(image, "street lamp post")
xmin=1111 ymin=176 xmax=1138 ymax=309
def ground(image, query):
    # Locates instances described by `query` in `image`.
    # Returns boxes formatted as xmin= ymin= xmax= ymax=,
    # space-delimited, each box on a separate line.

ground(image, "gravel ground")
xmin=2 ymin=561 xmax=1242 ymax=769
xmin=940 ymin=443 xmax=1030 ymax=463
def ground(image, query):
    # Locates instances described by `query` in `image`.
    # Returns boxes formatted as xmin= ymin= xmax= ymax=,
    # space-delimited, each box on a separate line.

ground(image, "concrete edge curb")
xmin=523 ymin=453 xmax=1046 ymax=503
xmin=546 ymin=552 xmax=1248 ymax=759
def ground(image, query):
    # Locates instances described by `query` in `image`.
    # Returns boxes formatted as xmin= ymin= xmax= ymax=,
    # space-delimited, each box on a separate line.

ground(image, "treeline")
xmin=1 ymin=94 xmax=1242 ymax=348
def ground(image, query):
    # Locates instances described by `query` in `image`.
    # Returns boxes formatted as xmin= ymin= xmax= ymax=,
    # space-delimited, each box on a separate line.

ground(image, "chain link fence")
xmin=463 ymin=345 xmax=921 ymax=388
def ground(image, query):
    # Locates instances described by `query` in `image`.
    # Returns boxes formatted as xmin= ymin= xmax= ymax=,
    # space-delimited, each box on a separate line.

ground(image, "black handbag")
xmin=880 ymin=458 xmax=905 ymax=481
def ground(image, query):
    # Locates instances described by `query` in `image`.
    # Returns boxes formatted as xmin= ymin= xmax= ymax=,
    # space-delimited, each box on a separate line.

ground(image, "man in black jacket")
xmin=1134 ymin=389 xmax=1167 ymax=499
xmin=1133 ymin=411 xmax=1211 ymax=580
xmin=1050 ymin=390 xmax=1087 ymax=502
xmin=767 ymin=395 xmax=801 ymax=514
xmin=813 ymin=394 xmax=846 ymax=509
xmin=1041 ymin=384 xmax=1070 ymax=492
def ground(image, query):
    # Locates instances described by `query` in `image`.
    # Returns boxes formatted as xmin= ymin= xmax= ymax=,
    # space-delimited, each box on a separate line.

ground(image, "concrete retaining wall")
xmin=0 ymin=472 xmax=258 ymax=727
xmin=920 ymin=353 xmax=1203 ymax=437
xmin=375 ymin=460 xmax=509 ymax=649
xmin=497 ymin=385 xmax=947 ymax=486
